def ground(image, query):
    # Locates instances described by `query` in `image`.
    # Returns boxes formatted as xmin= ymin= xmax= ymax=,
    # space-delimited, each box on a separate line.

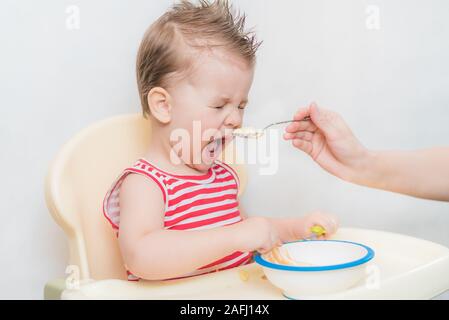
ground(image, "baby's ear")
xmin=147 ymin=87 xmax=172 ymax=124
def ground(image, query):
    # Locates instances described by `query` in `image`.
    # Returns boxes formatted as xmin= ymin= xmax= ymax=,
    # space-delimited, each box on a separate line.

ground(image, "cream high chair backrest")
xmin=45 ymin=114 xmax=247 ymax=281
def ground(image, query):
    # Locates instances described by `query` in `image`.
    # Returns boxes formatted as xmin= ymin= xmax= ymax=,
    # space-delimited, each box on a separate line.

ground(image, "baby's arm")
xmin=118 ymin=174 xmax=280 ymax=280
xmin=240 ymin=205 xmax=339 ymax=242
xmin=268 ymin=212 xmax=339 ymax=242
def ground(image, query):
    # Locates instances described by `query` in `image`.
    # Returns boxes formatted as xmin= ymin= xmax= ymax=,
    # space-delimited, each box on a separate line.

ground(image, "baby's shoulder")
xmin=121 ymin=173 xmax=156 ymax=194
xmin=119 ymin=173 xmax=165 ymax=209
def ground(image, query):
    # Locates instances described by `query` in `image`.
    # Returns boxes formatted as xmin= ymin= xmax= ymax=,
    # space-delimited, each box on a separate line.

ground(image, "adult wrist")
xmin=348 ymin=148 xmax=380 ymax=187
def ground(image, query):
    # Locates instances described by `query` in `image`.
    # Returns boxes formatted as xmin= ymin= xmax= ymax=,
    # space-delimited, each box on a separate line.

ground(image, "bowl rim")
xmin=254 ymin=240 xmax=375 ymax=272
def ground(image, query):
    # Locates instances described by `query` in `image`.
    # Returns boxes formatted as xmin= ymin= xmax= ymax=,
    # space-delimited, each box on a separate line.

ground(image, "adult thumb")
xmin=310 ymin=102 xmax=339 ymax=139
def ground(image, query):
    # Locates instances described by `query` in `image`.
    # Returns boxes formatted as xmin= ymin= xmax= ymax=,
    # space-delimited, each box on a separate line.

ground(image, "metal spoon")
xmin=233 ymin=117 xmax=311 ymax=139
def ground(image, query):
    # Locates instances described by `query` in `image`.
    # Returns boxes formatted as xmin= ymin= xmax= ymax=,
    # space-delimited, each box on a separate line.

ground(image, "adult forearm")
xmin=355 ymin=148 xmax=449 ymax=201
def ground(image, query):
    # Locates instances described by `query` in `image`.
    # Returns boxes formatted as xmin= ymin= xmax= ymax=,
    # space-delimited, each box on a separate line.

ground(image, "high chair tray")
xmin=61 ymin=228 xmax=449 ymax=300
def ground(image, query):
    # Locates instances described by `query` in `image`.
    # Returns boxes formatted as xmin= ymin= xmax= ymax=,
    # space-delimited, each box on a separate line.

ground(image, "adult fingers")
xmin=284 ymin=131 xmax=314 ymax=141
xmin=285 ymin=120 xmax=317 ymax=134
xmin=292 ymin=139 xmax=313 ymax=155
xmin=292 ymin=106 xmax=312 ymax=121
xmin=309 ymin=103 xmax=341 ymax=140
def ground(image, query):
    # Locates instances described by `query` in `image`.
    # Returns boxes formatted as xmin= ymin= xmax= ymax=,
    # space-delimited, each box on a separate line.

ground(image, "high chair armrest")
xmin=61 ymin=263 xmax=282 ymax=300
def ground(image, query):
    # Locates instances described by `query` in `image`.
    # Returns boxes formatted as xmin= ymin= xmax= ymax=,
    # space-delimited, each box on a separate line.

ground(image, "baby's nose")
xmin=225 ymin=109 xmax=243 ymax=128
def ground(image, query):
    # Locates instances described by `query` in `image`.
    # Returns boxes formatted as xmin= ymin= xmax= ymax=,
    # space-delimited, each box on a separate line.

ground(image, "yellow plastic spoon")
xmin=310 ymin=225 xmax=326 ymax=238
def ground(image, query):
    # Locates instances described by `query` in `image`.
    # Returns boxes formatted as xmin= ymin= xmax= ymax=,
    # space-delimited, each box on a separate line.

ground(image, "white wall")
xmin=0 ymin=0 xmax=448 ymax=299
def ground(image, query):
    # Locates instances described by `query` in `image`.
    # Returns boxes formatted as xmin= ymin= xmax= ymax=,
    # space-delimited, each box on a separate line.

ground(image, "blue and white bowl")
xmin=255 ymin=240 xmax=375 ymax=299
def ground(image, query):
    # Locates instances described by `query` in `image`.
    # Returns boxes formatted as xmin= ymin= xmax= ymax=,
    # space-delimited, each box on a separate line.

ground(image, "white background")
xmin=0 ymin=0 xmax=448 ymax=299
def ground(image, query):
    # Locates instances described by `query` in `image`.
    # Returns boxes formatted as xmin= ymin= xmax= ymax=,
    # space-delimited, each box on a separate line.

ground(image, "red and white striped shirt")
xmin=103 ymin=158 xmax=252 ymax=281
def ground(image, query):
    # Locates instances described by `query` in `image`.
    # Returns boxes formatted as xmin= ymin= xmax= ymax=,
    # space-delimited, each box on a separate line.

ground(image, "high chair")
xmin=45 ymin=114 xmax=449 ymax=300
xmin=44 ymin=113 xmax=248 ymax=299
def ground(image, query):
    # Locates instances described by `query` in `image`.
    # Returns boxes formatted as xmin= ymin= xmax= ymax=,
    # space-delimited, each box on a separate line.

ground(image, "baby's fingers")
xmin=257 ymin=242 xmax=280 ymax=255
xmin=320 ymin=216 xmax=340 ymax=239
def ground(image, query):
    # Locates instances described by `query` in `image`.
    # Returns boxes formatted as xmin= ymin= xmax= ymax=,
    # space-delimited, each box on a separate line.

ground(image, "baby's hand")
xmin=293 ymin=212 xmax=339 ymax=240
xmin=236 ymin=217 xmax=282 ymax=254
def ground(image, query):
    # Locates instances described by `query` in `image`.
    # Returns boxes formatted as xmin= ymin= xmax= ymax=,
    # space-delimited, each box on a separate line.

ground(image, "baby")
xmin=103 ymin=0 xmax=338 ymax=281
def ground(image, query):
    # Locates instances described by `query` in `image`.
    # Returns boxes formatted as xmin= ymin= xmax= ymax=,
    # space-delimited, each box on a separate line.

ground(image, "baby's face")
xmin=168 ymin=48 xmax=255 ymax=172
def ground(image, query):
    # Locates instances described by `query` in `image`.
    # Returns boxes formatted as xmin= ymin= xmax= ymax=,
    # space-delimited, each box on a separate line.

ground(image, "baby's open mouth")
xmin=205 ymin=136 xmax=225 ymax=158
xmin=202 ymin=134 xmax=233 ymax=164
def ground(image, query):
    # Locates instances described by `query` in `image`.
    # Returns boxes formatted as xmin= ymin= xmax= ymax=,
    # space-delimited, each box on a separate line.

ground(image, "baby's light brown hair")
xmin=136 ymin=0 xmax=261 ymax=118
